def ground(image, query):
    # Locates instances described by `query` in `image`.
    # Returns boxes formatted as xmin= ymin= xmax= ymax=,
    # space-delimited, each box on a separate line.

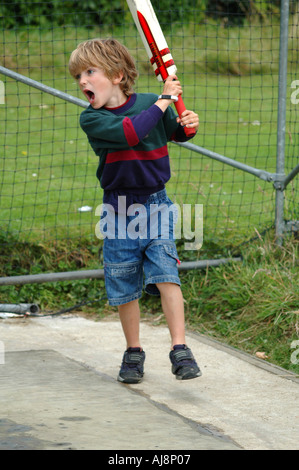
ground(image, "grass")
xmin=180 ymin=234 xmax=299 ymax=374
xmin=0 ymin=18 xmax=298 ymax=374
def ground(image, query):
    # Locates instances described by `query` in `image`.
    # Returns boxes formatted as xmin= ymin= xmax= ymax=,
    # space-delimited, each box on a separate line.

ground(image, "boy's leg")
xmin=156 ymin=282 xmax=186 ymax=347
xmin=118 ymin=299 xmax=142 ymax=349
xmin=157 ymin=282 xmax=202 ymax=380
xmin=117 ymin=299 xmax=145 ymax=384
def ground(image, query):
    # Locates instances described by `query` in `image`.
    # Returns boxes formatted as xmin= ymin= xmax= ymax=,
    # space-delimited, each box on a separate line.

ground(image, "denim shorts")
xmin=101 ymin=189 xmax=181 ymax=306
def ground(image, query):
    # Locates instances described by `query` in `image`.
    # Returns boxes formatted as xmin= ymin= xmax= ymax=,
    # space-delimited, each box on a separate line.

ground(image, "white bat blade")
xmin=126 ymin=0 xmax=177 ymax=81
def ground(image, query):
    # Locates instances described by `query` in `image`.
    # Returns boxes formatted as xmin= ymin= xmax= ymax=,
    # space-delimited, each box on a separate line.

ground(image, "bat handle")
xmin=174 ymin=96 xmax=196 ymax=138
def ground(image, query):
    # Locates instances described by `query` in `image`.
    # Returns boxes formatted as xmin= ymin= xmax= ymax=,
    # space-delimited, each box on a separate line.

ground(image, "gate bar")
xmin=0 ymin=257 xmax=242 ymax=286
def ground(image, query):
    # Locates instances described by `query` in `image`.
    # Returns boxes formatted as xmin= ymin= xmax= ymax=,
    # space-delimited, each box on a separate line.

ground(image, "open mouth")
xmin=84 ymin=89 xmax=95 ymax=104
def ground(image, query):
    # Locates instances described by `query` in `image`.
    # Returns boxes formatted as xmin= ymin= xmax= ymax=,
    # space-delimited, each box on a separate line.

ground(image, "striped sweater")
xmin=80 ymin=92 xmax=194 ymax=209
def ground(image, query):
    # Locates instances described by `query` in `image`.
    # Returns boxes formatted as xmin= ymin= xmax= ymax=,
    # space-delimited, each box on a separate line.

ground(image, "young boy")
xmin=69 ymin=38 xmax=201 ymax=383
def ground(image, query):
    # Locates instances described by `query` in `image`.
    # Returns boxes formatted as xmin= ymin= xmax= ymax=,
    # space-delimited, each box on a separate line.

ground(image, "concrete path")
xmin=0 ymin=314 xmax=298 ymax=450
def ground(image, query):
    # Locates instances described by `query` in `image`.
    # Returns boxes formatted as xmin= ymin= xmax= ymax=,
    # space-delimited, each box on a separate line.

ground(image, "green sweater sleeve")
xmin=80 ymin=108 xmax=129 ymax=149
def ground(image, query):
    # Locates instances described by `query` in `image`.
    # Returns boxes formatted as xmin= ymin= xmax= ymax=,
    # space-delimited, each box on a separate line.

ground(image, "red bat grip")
xmin=174 ymin=96 xmax=196 ymax=138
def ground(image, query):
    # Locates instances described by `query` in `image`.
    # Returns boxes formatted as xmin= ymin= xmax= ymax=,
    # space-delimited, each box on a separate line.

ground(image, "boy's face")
xmin=76 ymin=67 xmax=123 ymax=109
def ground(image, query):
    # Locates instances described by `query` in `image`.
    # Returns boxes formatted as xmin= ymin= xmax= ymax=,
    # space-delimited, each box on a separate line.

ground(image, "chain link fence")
xmin=0 ymin=0 xmax=298 ymax=284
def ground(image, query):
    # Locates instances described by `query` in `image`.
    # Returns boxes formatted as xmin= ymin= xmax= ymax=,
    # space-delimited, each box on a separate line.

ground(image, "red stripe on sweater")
xmin=106 ymin=145 xmax=168 ymax=164
xmin=122 ymin=117 xmax=139 ymax=147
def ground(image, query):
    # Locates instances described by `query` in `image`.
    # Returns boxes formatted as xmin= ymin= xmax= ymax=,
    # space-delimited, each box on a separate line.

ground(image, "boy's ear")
xmin=112 ymin=72 xmax=124 ymax=85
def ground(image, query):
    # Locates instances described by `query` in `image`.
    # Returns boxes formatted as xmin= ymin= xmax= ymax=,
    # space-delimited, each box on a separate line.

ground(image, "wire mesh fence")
xmin=0 ymin=0 xmax=298 ymax=280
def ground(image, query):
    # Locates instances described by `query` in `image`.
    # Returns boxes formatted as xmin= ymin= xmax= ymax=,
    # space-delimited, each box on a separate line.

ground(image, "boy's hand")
xmin=176 ymin=109 xmax=199 ymax=131
xmin=155 ymin=75 xmax=183 ymax=112
xmin=155 ymin=75 xmax=199 ymax=134
xmin=163 ymin=75 xmax=199 ymax=132
xmin=162 ymin=74 xmax=182 ymax=99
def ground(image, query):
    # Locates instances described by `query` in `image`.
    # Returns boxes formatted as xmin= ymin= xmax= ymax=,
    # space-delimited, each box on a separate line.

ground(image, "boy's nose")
xmin=79 ymin=74 xmax=87 ymax=86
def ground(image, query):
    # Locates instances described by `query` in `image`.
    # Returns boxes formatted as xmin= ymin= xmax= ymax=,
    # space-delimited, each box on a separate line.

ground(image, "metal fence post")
xmin=275 ymin=0 xmax=290 ymax=245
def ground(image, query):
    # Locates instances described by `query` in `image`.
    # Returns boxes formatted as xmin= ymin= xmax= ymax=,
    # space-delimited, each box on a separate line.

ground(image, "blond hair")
xmin=69 ymin=38 xmax=138 ymax=96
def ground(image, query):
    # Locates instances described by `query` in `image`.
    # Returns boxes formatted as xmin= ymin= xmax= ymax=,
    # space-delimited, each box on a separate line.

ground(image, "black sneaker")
xmin=169 ymin=344 xmax=202 ymax=380
xmin=117 ymin=347 xmax=145 ymax=384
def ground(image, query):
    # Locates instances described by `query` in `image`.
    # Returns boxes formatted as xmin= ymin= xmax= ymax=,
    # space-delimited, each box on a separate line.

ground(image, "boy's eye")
xmin=87 ymin=69 xmax=95 ymax=75
xmin=75 ymin=73 xmax=81 ymax=80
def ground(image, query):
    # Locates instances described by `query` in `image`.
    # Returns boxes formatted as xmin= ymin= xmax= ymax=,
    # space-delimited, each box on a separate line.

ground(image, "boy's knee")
xmin=156 ymin=282 xmax=181 ymax=295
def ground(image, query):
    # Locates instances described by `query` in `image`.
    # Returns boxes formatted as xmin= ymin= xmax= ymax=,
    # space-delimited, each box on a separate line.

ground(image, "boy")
xmin=69 ymin=38 xmax=201 ymax=383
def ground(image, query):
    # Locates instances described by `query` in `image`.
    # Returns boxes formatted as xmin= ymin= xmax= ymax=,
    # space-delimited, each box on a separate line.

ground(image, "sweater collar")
xmin=103 ymin=93 xmax=137 ymax=115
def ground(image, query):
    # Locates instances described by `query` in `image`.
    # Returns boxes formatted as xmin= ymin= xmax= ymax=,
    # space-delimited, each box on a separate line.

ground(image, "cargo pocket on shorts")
xmin=162 ymin=243 xmax=181 ymax=266
xmin=108 ymin=263 xmax=139 ymax=277
xmin=104 ymin=261 xmax=143 ymax=304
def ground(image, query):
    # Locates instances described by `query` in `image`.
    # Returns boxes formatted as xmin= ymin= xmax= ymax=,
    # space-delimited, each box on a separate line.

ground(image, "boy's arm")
xmin=176 ymin=109 xmax=199 ymax=133
xmin=80 ymin=75 xmax=198 ymax=148
xmin=130 ymin=76 xmax=198 ymax=143
xmin=155 ymin=75 xmax=199 ymax=140
xmin=172 ymin=109 xmax=199 ymax=142
xmin=123 ymin=104 xmax=163 ymax=146
xmin=124 ymin=103 xmax=199 ymax=145
xmin=80 ymin=105 xmax=165 ymax=149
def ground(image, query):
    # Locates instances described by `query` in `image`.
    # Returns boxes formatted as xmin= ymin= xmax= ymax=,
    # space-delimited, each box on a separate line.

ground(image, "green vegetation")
xmin=0 ymin=0 xmax=289 ymax=30
xmin=180 ymin=234 xmax=299 ymax=374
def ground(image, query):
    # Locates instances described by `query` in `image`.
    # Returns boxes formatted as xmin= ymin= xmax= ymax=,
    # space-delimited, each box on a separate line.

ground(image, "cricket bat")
xmin=126 ymin=0 xmax=196 ymax=138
